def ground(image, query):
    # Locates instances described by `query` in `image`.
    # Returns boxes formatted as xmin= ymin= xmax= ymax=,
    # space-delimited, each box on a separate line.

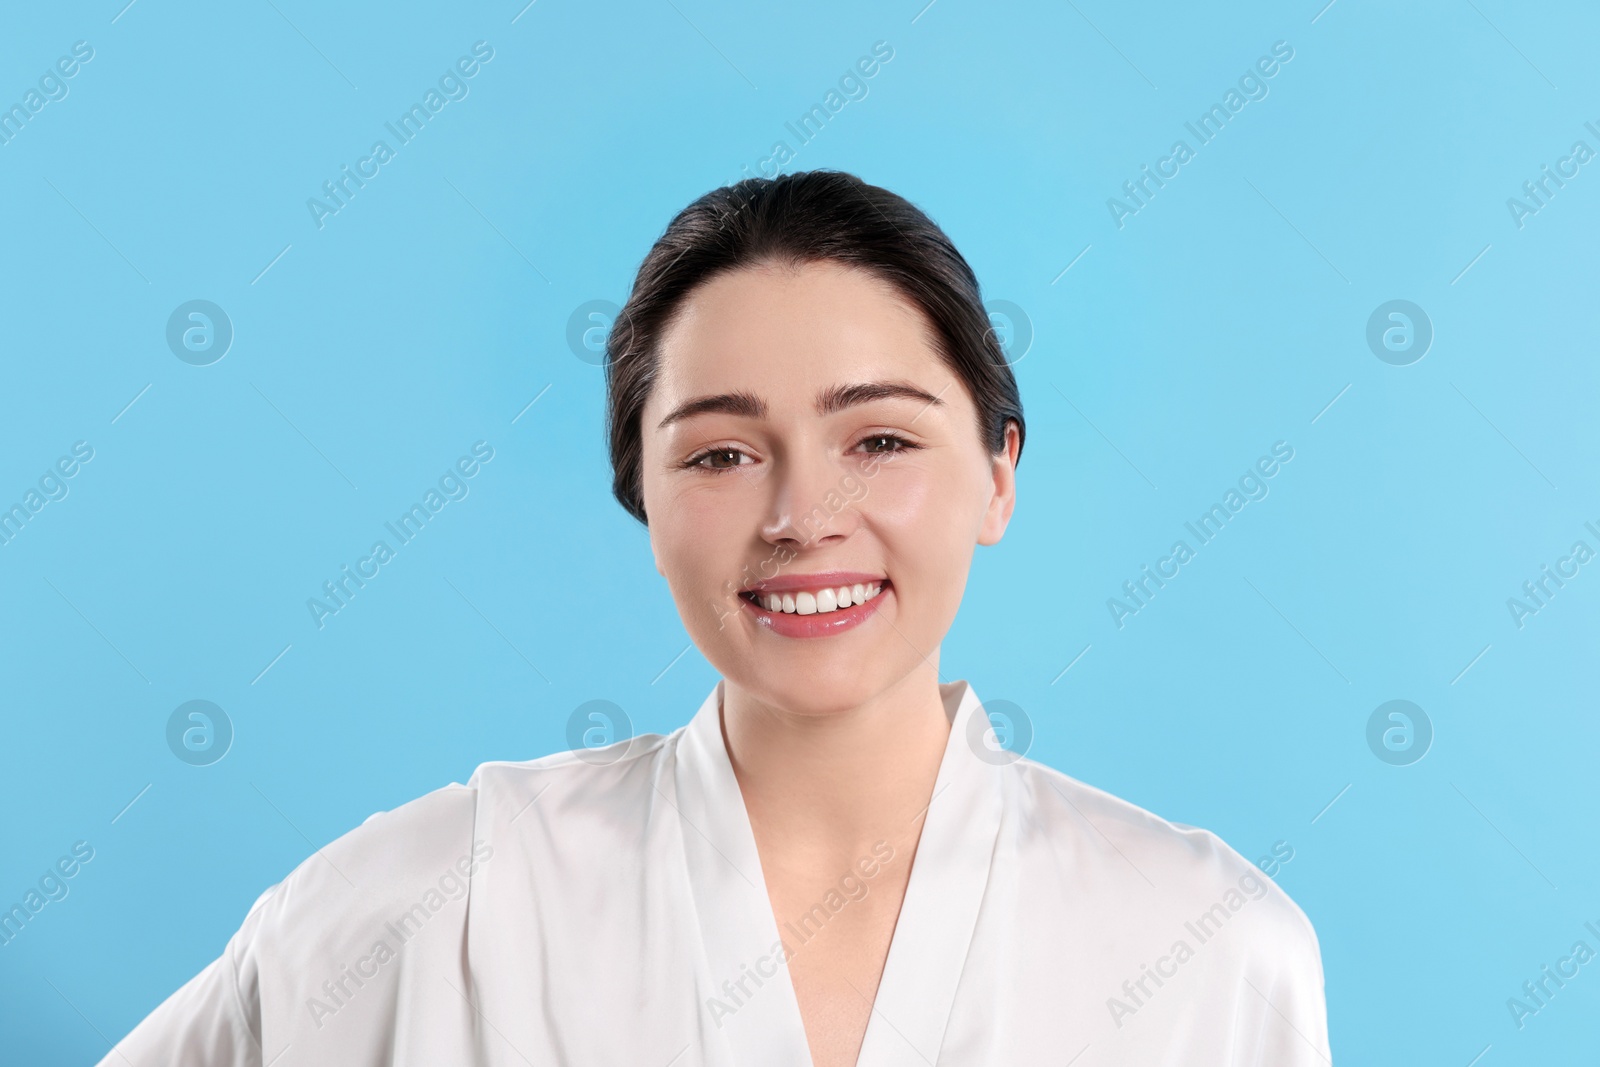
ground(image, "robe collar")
xmin=673 ymin=676 xmax=1005 ymax=1066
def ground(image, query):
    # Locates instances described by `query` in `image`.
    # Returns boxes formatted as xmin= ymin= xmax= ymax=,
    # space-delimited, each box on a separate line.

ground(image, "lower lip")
xmin=740 ymin=585 xmax=890 ymax=639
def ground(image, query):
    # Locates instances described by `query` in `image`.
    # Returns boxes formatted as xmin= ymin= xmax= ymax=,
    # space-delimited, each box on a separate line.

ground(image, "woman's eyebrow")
xmin=816 ymin=379 xmax=944 ymax=417
xmin=657 ymin=379 xmax=943 ymax=430
xmin=656 ymin=389 xmax=766 ymax=429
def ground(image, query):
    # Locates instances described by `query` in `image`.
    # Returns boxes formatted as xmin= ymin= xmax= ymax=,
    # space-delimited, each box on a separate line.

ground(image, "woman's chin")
xmin=717 ymin=657 xmax=912 ymax=720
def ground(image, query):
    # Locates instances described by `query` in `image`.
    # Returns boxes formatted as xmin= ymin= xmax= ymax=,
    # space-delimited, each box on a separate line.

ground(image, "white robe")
xmin=101 ymin=678 xmax=1331 ymax=1065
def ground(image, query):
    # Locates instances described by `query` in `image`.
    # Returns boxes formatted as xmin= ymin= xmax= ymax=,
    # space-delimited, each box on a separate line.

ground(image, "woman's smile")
xmin=738 ymin=571 xmax=891 ymax=638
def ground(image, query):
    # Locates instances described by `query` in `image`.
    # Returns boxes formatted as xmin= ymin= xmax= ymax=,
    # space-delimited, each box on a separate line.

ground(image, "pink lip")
xmin=739 ymin=577 xmax=891 ymax=639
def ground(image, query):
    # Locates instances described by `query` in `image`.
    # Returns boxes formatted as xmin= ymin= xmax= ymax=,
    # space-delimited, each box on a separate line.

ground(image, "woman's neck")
xmin=719 ymin=665 xmax=953 ymax=862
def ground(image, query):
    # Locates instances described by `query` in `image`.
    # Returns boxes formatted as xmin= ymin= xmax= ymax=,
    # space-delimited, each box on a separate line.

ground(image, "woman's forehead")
xmin=650 ymin=262 xmax=947 ymax=403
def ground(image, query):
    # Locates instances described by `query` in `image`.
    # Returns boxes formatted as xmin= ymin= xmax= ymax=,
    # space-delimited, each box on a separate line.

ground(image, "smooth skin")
xmin=639 ymin=259 xmax=1020 ymax=1067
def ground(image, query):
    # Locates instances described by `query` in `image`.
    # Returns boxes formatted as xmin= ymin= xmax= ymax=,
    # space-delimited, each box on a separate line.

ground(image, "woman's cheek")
xmin=660 ymin=478 xmax=741 ymax=537
xmin=872 ymin=464 xmax=982 ymax=597
xmin=863 ymin=462 xmax=946 ymax=531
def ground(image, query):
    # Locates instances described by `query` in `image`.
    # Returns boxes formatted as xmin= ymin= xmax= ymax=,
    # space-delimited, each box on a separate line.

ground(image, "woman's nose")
xmin=759 ymin=450 xmax=859 ymax=548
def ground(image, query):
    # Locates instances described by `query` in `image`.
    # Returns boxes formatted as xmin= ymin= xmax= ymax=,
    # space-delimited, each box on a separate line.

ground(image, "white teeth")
xmin=751 ymin=582 xmax=885 ymax=615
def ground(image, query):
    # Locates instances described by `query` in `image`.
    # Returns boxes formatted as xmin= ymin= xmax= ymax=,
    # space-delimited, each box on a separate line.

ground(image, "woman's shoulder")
xmin=101 ymin=735 xmax=688 ymax=1064
xmin=1006 ymin=755 xmax=1322 ymax=962
xmin=204 ymin=732 xmax=679 ymax=975
xmin=463 ymin=727 xmax=677 ymax=809
xmin=263 ymin=729 xmax=681 ymax=912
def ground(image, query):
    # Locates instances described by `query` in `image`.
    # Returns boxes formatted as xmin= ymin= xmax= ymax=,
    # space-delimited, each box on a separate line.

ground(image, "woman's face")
xmin=639 ymin=260 xmax=1019 ymax=716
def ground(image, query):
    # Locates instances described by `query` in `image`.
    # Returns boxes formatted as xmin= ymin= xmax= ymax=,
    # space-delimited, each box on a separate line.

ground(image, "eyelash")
xmin=682 ymin=433 xmax=922 ymax=474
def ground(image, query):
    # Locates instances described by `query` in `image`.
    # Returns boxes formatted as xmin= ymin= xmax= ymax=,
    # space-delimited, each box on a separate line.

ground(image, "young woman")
xmin=103 ymin=170 xmax=1330 ymax=1066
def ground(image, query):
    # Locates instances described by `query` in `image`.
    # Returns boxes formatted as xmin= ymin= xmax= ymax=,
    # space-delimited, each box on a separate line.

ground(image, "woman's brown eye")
xmin=706 ymin=450 xmax=740 ymax=468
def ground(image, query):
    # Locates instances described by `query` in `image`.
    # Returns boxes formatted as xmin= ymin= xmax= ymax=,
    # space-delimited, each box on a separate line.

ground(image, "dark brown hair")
xmin=605 ymin=169 xmax=1025 ymax=525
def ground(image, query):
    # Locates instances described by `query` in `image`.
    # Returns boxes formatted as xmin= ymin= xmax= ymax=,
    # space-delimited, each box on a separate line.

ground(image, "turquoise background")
xmin=2 ymin=0 xmax=1597 ymax=1062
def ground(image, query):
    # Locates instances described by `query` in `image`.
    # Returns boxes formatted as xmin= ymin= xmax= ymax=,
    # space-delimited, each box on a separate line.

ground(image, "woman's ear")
xmin=977 ymin=420 xmax=1020 ymax=546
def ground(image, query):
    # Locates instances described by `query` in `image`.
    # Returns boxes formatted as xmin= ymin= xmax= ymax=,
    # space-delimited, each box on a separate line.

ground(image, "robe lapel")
xmin=854 ymin=680 xmax=1004 ymax=1067
xmin=673 ymin=678 xmax=1004 ymax=1067
xmin=674 ymin=679 xmax=814 ymax=1066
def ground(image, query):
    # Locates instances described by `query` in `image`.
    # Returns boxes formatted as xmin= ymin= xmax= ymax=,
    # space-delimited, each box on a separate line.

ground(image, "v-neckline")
xmin=673 ymin=678 xmax=1005 ymax=1066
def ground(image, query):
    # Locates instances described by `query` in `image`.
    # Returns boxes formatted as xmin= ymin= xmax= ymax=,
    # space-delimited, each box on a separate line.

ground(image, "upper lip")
xmin=740 ymin=571 xmax=887 ymax=595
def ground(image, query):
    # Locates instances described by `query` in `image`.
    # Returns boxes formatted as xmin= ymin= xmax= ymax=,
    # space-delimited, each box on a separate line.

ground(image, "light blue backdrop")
xmin=2 ymin=0 xmax=1596 ymax=1063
